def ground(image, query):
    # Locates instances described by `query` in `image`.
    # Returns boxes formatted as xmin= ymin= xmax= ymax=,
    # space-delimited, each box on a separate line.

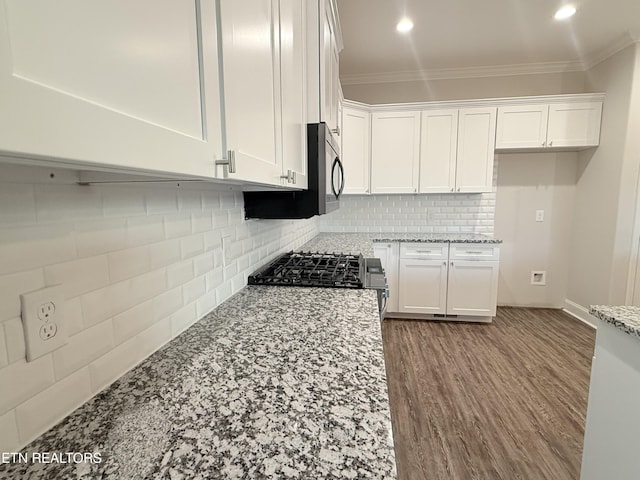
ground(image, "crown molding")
xmin=340 ymin=60 xmax=586 ymax=85
xmin=583 ymin=30 xmax=640 ymax=70
xmin=342 ymin=92 xmax=605 ymax=112
xmin=340 ymin=32 xmax=640 ymax=86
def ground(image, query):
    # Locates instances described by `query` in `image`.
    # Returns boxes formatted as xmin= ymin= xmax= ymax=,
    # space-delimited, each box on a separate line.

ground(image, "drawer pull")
xmin=465 ymin=251 xmax=484 ymax=254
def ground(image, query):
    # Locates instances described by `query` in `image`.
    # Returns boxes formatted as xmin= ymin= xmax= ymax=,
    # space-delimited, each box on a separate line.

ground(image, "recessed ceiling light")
xmin=396 ymin=18 xmax=414 ymax=33
xmin=554 ymin=5 xmax=576 ymax=20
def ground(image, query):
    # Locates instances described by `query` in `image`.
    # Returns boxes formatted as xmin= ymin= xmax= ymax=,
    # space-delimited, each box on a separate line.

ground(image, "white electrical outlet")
xmin=535 ymin=210 xmax=545 ymax=222
xmin=20 ymin=285 xmax=67 ymax=362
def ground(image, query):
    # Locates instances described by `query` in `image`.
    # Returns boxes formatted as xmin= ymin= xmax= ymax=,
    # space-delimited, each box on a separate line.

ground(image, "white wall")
xmin=342 ymin=71 xmax=587 ymax=104
xmin=495 ymin=153 xmax=577 ymax=307
xmin=0 ymin=164 xmax=318 ymax=452
xmin=566 ymin=44 xmax=640 ymax=311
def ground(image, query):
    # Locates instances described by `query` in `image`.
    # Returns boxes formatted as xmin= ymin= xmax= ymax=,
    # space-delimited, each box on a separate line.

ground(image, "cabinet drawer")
xmin=400 ymin=243 xmax=448 ymax=260
xmin=449 ymin=244 xmax=500 ymax=261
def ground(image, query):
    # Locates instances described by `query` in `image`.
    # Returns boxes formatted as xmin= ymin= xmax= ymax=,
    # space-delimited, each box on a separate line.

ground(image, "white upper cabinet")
xmin=370 ymin=111 xmax=421 ymax=194
xmin=495 ymin=104 xmax=549 ymax=149
xmin=308 ymin=0 xmax=342 ymax=133
xmin=217 ymin=0 xmax=282 ymax=185
xmin=0 ymin=0 xmax=223 ymax=178
xmin=341 ymin=106 xmax=370 ymax=194
xmin=547 ymin=102 xmax=602 ymax=148
xmin=419 ymin=109 xmax=458 ymax=193
xmin=496 ymin=101 xmax=602 ymax=150
xmin=456 ymin=107 xmax=497 ymax=193
xmin=279 ymin=0 xmax=308 ymax=189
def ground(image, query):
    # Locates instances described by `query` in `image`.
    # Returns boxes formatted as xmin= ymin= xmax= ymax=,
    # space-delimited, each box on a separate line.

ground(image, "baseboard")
xmin=563 ymin=299 xmax=598 ymax=329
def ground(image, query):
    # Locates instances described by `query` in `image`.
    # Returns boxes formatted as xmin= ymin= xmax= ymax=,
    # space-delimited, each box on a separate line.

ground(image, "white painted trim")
xmin=342 ymin=93 xmax=605 ymax=112
xmin=563 ymin=299 xmax=598 ymax=329
xmin=340 ymin=60 xmax=586 ymax=85
xmin=340 ymin=33 xmax=640 ymax=86
xmin=583 ymin=32 xmax=640 ymax=70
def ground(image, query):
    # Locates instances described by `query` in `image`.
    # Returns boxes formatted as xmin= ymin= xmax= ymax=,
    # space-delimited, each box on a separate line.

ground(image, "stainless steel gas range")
xmin=248 ymin=251 xmax=388 ymax=319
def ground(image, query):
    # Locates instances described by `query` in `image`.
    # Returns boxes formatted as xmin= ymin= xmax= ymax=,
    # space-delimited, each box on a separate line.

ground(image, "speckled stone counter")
xmin=0 ymin=287 xmax=396 ymax=479
xmin=300 ymin=233 xmax=501 ymax=255
xmin=590 ymin=305 xmax=640 ymax=340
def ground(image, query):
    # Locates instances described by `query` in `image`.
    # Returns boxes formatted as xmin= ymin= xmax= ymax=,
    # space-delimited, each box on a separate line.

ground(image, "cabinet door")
xmin=398 ymin=259 xmax=448 ymax=315
xmin=419 ymin=109 xmax=458 ymax=193
xmin=446 ymin=260 xmax=499 ymax=316
xmin=341 ymin=107 xmax=370 ymax=194
xmin=371 ymin=111 xmax=421 ymax=194
xmin=218 ymin=0 xmax=282 ymax=185
xmin=547 ymin=102 xmax=602 ymax=148
xmin=0 ymin=0 xmax=222 ymax=178
xmin=373 ymin=243 xmax=399 ymax=313
xmin=279 ymin=0 xmax=307 ymax=189
xmin=321 ymin=5 xmax=339 ymax=133
xmin=456 ymin=107 xmax=497 ymax=193
xmin=495 ymin=104 xmax=549 ymax=149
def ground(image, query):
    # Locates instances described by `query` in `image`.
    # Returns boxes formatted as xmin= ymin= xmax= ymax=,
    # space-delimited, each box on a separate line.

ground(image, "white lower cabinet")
xmin=446 ymin=260 xmax=499 ymax=316
xmin=398 ymin=259 xmax=448 ymax=314
xmin=393 ymin=242 xmax=500 ymax=320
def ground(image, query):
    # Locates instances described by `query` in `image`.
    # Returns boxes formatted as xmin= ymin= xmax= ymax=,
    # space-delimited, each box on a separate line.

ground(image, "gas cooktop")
xmin=247 ymin=251 xmax=364 ymax=289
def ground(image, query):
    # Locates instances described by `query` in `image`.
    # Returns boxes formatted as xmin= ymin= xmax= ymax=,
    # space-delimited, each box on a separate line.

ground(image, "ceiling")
xmin=336 ymin=0 xmax=640 ymax=84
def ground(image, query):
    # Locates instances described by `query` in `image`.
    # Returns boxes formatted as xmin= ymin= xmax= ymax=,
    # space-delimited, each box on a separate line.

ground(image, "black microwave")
xmin=243 ymin=123 xmax=344 ymax=219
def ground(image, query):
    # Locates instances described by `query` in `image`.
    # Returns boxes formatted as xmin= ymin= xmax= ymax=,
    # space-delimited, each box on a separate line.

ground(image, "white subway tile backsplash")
xmin=164 ymin=214 xmax=192 ymax=239
xmin=145 ymin=189 xmax=178 ymax=216
xmin=136 ymin=318 xmax=171 ymax=357
xmin=0 ymin=225 xmax=76 ymax=276
xmin=149 ymin=239 xmax=182 ymax=270
xmin=4 ymin=318 xmax=25 ymax=364
xmin=0 ymin=326 xmax=7 ymax=368
xmin=177 ymin=191 xmax=202 ymax=212
xmin=152 ymin=287 xmax=184 ymax=322
xmin=0 ymin=169 xmax=319 ymax=450
xmin=0 ymin=184 xmax=37 ymax=225
xmin=108 ymin=245 xmax=151 ymax=283
xmin=196 ymin=291 xmax=217 ymax=319
xmin=183 ymin=276 xmax=206 ymax=305
xmin=53 ymin=321 xmax=114 ymax=380
xmin=169 ymin=303 xmax=198 ymax=337
xmin=0 ymin=410 xmax=19 ymax=452
xmin=112 ymin=301 xmax=154 ymax=344
xmin=81 ymin=270 xmax=167 ymax=327
xmin=180 ymin=234 xmax=205 ymax=259
xmin=89 ymin=337 xmax=145 ymax=394
xmin=127 ymin=215 xmax=164 ymax=248
xmin=44 ymin=256 xmax=110 ymax=299
xmin=15 ymin=367 xmax=92 ymax=446
xmin=194 ymin=253 xmax=215 ymax=276
xmin=192 ymin=212 xmax=213 ymax=234
xmin=64 ymin=298 xmax=84 ymax=336
xmin=0 ymin=269 xmax=45 ymax=322
xmin=0 ymin=356 xmax=55 ymax=415
xmin=167 ymin=260 xmax=195 ymax=289
xmin=35 ymin=185 xmax=102 ymax=223
xmin=103 ymin=187 xmax=146 ymax=218
xmin=75 ymin=218 xmax=127 ymax=258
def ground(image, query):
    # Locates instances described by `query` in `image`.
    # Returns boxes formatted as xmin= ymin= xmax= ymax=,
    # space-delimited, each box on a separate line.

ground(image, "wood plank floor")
xmin=382 ymin=307 xmax=596 ymax=480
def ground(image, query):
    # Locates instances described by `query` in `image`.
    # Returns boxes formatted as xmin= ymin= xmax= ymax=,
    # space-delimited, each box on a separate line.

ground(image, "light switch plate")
xmin=20 ymin=285 xmax=67 ymax=362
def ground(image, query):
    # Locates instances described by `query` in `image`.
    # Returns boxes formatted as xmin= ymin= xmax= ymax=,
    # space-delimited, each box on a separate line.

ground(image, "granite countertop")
xmin=0 ymin=286 xmax=396 ymax=479
xmin=590 ymin=305 xmax=640 ymax=340
xmin=300 ymin=233 xmax=501 ymax=255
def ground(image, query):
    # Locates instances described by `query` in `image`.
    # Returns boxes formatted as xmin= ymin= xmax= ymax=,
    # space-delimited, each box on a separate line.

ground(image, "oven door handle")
xmin=331 ymin=157 xmax=345 ymax=199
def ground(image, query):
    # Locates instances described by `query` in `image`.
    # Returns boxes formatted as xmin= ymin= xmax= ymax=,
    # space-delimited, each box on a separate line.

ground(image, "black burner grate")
xmin=248 ymin=251 xmax=364 ymax=289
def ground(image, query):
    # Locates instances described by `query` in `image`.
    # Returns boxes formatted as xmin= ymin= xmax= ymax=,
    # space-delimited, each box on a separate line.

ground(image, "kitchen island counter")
xmin=0 ymin=286 xmax=395 ymax=479
xmin=589 ymin=305 xmax=640 ymax=340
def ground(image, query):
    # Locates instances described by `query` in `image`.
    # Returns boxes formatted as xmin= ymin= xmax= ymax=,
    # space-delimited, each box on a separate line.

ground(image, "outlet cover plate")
xmin=20 ymin=285 xmax=67 ymax=362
